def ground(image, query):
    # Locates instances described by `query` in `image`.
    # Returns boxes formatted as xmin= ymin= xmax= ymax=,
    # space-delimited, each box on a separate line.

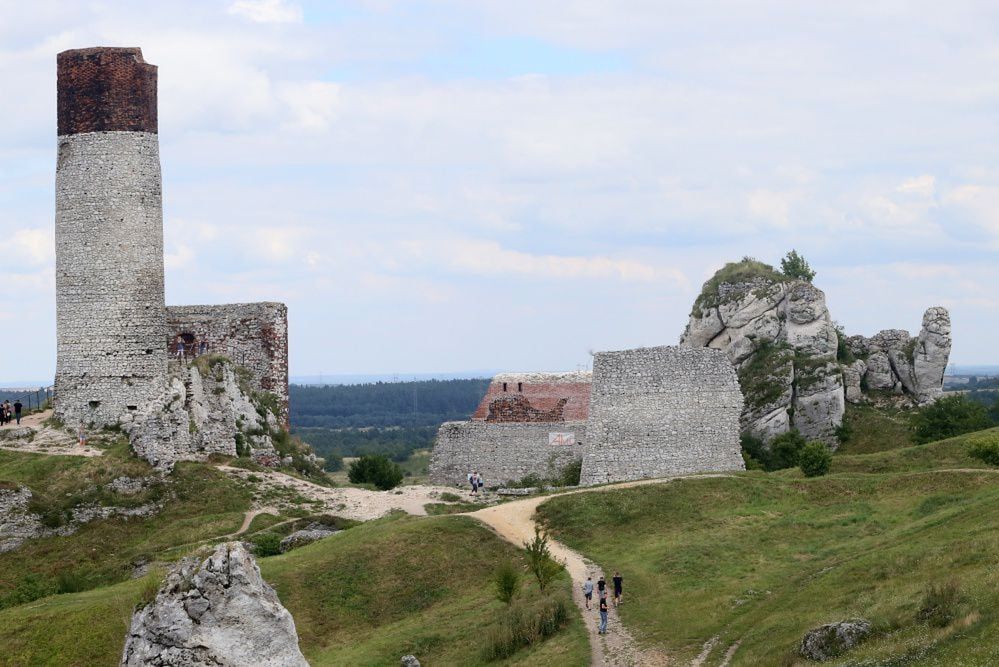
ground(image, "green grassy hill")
xmin=537 ymin=427 xmax=999 ymax=665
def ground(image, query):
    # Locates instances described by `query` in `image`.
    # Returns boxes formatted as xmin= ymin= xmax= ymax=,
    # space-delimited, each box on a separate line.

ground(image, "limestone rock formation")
xmin=799 ymin=619 xmax=872 ymax=661
xmin=681 ymin=259 xmax=952 ymax=445
xmin=279 ymin=523 xmax=338 ymax=553
xmin=121 ymin=542 xmax=308 ymax=667
xmin=126 ymin=358 xmax=282 ymax=471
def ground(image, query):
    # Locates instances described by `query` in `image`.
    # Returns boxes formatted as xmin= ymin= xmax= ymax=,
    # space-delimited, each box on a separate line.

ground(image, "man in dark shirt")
xmin=613 ymin=571 xmax=623 ymax=606
xmin=13 ymin=400 xmax=22 ymax=425
xmin=598 ymin=595 xmax=609 ymax=634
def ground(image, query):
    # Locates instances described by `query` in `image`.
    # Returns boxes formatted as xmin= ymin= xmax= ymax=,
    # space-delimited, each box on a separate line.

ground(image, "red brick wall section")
xmin=486 ymin=396 xmax=568 ymax=422
xmin=472 ymin=381 xmax=591 ymax=421
xmin=57 ymin=47 xmax=157 ymax=135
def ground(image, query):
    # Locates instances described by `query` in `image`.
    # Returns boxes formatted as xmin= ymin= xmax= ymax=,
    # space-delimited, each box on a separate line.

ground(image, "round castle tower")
xmin=54 ymin=47 xmax=168 ymax=426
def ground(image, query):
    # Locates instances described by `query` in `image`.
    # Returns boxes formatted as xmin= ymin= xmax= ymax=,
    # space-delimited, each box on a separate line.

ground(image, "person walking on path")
xmin=597 ymin=575 xmax=606 ymax=599
xmin=598 ymin=594 xmax=609 ymax=635
xmin=13 ymin=399 xmax=22 ymax=425
xmin=77 ymin=422 xmax=87 ymax=448
xmin=475 ymin=472 xmax=484 ymax=493
xmin=582 ymin=577 xmax=594 ymax=610
xmin=1 ymin=400 xmax=10 ymax=425
xmin=613 ymin=571 xmax=623 ymax=607
xmin=468 ymin=471 xmax=477 ymax=496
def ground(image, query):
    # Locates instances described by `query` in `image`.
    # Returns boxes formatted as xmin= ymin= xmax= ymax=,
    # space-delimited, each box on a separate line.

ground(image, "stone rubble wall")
xmin=580 ymin=346 xmax=745 ymax=485
xmin=54 ymin=130 xmax=168 ymax=428
xmin=429 ymin=421 xmax=586 ymax=487
xmin=166 ymin=303 xmax=289 ymax=426
xmin=471 ymin=372 xmax=591 ymax=421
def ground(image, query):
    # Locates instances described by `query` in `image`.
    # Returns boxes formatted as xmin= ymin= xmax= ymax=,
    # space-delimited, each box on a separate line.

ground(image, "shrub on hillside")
xmin=524 ymin=527 xmax=562 ymax=592
xmin=968 ymin=434 xmax=999 ymax=466
xmin=493 ymin=560 xmax=521 ymax=604
xmin=482 ymin=596 xmax=571 ymax=661
xmin=917 ymin=580 xmax=964 ymax=627
xmin=740 ymin=434 xmax=768 ymax=470
xmin=798 ymin=441 xmax=832 ymax=477
xmin=911 ymin=395 xmax=992 ymax=444
xmin=348 ymin=454 xmax=404 ymax=490
xmin=248 ymin=532 xmax=283 ymax=558
xmin=770 ymin=430 xmax=807 ymax=470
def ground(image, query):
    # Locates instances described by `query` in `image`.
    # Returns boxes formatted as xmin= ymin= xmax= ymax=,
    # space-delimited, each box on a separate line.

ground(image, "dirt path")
xmin=469 ymin=476 xmax=731 ymax=666
xmin=218 ymin=465 xmax=474 ymax=521
xmin=0 ymin=409 xmax=51 ymax=430
xmin=0 ymin=411 xmax=105 ymax=458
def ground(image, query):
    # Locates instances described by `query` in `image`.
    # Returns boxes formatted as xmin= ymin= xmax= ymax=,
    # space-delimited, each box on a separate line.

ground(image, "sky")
xmin=1 ymin=0 xmax=998 ymax=383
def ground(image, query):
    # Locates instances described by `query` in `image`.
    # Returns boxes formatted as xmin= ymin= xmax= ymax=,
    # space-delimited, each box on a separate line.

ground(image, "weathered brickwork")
xmin=429 ymin=421 xmax=587 ymax=486
xmin=486 ymin=395 xmax=567 ymax=422
xmin=165 ymin=303 xmax=289 ymax=425
xmin=57 ymin=48 xmax=157 ymax=135
xmin=54 ymin=129 xmax=167 ymax=426
xmin=579 ymin=346 xmax=745 ymax=485
xmin=471 ymin=372 xmax=591 ymax=421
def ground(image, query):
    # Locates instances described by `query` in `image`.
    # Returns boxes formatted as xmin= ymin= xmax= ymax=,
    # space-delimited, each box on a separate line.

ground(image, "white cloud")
xmin=227 ymin=0 xmax=302 ymax=24
xmin=897 ymin=174 xmax=936 ymax=197
xmin=747 ymin=190 xmax=793 ymax=229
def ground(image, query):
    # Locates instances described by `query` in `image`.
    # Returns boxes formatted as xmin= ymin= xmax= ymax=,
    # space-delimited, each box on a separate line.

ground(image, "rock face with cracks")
xmin=121 ymin=542 xmax=308 ymax=666
xmin=681 ymin=259 xmax=951 ymax=446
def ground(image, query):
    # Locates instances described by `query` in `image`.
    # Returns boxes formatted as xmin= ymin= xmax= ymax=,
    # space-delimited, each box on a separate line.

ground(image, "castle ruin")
xmin=429 ymin=346 xmax=745 ymax=486
xmin=53 ymin=47 xmax=289 ymax=465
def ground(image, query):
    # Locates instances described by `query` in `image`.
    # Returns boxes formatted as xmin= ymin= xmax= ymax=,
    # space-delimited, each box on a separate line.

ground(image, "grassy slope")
xmin=0 ymin=509 xmax=587 ymax=666
xmin=0 ymin=447 xmax=253 ymax=608
xmin=837 ymin=403 xmax=914 ymax=455
xmin=537 ymin=428 xmax=999 ymax=665
xmin=261 ymin=514 xmax=588 ymax=666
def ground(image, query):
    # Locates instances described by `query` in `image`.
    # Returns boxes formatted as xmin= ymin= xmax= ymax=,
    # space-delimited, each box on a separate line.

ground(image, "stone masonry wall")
xmin=165 ymin=303 xmax=289 ymax=426
xmin=429 ymin=421 xmax=586 ymax=487
xmin=580 ymin=346 xmax=745 ymax=485
xmin=471 ymin=371 xmax=591 ymax=421
xmin=57 ymin=48 xmax=157 ymax=135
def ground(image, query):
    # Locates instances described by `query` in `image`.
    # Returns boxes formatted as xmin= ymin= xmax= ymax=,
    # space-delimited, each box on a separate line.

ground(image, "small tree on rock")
xmin=780 ymin=250 xmax=816 ymax=282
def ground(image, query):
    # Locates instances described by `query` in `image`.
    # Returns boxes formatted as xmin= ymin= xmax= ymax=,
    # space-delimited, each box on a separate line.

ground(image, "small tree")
xmin=780 ymin=250 xmax=816 ymax=282
xmin=911 ymin=395 xmax=992 ymax=444
xmin=348 ymin=454 xmax=404 ymax=490
xmin=770 ymin=430 xmax=807 ymax=470
xmin=798 ymin=441 xmax=832 ymax=477
xmin=493 ymin=560 xmax=521 ymax=604
xmin=524 ymin=527 xmax=562 ymax=592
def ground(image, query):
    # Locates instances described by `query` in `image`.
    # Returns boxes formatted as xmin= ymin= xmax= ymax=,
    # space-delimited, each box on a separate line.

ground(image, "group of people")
xmin=466 ymin=470 xmax=485 ymax=495
xmin=0 ymin=399 xmax=23 ymax=426
xmin=582 ymin=572 xmax=624 ymax=635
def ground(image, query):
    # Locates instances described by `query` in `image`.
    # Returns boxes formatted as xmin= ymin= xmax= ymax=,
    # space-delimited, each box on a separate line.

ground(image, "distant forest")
xmin=289 ymin=379 xmax=490 ymax=468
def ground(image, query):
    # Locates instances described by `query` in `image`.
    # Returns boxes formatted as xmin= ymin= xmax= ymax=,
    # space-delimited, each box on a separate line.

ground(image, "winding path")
xmin=468 ymin=476 xmax=732 ymax=666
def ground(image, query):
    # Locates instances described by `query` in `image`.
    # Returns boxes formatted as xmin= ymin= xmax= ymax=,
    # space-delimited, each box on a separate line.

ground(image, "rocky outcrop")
xmin=126 ymin=358 xmax=283 ymax=471
xmin=681 ymin=271 xmax=843 ymax=444
xmin=799 ymin=619 xmax=872 ymax=661
xmin=681 ymin=259 xmax=952 ymax=445
xmin=121 ymin=542 xmax=308 ymax=667
xmin=279 ymin=523 xmax=338 ymax=553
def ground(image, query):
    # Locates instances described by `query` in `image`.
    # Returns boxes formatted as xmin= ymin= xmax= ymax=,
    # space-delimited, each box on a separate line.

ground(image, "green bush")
xmin=554 ymin=457 xmax=582 ymax=487
xmin=968 ymin=434 xmax=999 ymax=466
xmin=439 ymin=492 xmax=462 ymax=502
xmin=770 ymin=430 xmax=807 ymax=470
xmin=917 ymin=580 xmax=963 ymax=627
xmin=780 ymin=249 xmax=816 ymax=282
xmin=912 ymin=395 xmax=993 ymax=444
xmin=493 ymin=560 xmax=521 ymax=604
xmin=348 ymin=454 xmax=404 ymax=490
xmin=482 ymin=596 xmax=571 ymax=661
xmin=523 ymin=527 xmax=562 ymax=592
xmin=798 ymin=441 xmax=832 ymax=477
xmin=249 ymin=532 xmax=283 ymax=558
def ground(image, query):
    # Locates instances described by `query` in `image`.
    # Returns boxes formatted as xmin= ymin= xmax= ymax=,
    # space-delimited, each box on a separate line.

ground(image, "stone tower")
xmin=54 ymin=48 xmax=167 ymax=427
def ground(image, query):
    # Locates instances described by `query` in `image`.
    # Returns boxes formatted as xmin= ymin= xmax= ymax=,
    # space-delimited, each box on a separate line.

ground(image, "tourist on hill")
xmin=13 ymin=399 xmax=22 ymax=425
xmin=582 ymin=577 xmax=594 ymax=610
xmin=467 ymin=471 xmax=477 ymax=496
xmin=77 ymin=422 xmax=87 ymax=448
xmin=1 ymin=400 xmax=10 ymax=425
xmin=597 ymin=575 xmax=606 ymax=598
xmin=598 ymin=594 xmax=609 ymax=635
xmin=176 ymin=339 xmax=186 ymax=361
xmin=613 ymin=571 xmax=623 ymax=607
xmin=475 ymin=472 xmax=484 ymax=493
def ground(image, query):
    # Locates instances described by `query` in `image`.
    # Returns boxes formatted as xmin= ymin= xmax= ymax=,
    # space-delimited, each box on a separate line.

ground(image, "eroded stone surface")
xmin=121 ymin=542 xmax=308 ymax=667
xmin=800 ymin=619 xmax=871 ymax=661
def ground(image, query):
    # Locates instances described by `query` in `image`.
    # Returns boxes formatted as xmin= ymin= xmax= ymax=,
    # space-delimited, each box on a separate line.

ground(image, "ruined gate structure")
xmin=428 ymin=346 xmax=746 ymax=487
xmin=53 ymin=47 xmax=288 ymax=429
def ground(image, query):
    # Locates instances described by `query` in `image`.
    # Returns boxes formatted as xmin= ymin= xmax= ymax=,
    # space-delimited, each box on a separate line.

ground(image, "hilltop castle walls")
xmin=579 ymin=346 xmax=745 ymax=485
xmin=166 ymin=303 xmax=289 ymax=425
xmin=429 ymin=421 xmax=587 ymax=486
xmin=54 ymin=48 xmax=168 ymax=426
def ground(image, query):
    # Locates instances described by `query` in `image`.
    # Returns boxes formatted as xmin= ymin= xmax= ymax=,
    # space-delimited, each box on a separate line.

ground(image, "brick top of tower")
xmin=57 ymin=47 xmax=157 ymax=135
